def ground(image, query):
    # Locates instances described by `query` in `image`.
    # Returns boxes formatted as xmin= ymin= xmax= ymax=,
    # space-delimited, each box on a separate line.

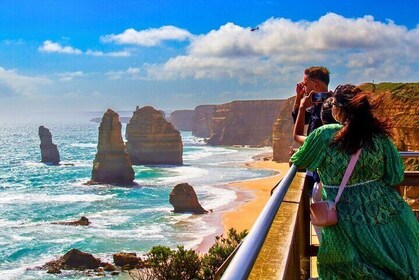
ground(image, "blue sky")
xmin=1 ymin=0 xmax=418 ymax=119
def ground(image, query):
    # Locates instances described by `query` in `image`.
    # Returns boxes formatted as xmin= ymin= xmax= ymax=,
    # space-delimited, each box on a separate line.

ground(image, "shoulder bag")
xmin=310 ymin=149 xmax=362 ymax=227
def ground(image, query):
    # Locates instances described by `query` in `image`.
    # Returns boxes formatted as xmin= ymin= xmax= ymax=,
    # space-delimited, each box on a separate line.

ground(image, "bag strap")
xmin=334 ymin=148 xmax=362 ymax=204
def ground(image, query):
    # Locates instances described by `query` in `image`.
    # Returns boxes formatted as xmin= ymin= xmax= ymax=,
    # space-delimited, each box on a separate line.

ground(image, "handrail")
xmin=270 ymin=178 xmax=282 ymax=196
xmin=214 ymin=242 xmax=243 ymax=279
xmin=399 ymin=151 xmax=419 ymax=158
xmin=221 ymin=164 xmax=298 ymax=280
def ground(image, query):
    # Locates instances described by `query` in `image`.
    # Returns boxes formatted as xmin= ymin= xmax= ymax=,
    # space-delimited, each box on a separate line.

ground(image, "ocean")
xmin=0 ymin=119 xmax=274 ymax=279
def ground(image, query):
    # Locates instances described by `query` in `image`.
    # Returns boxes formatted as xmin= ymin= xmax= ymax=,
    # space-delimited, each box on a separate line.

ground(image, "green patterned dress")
xmin=290 ymin=124 xmax=419 ymax=279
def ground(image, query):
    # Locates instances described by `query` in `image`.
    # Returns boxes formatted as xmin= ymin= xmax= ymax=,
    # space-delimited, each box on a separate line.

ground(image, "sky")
xmin=1 ymin=0 xmax=418 ymax=120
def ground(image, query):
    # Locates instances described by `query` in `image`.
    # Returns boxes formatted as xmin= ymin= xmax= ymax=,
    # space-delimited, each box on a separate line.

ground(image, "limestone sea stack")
xmin=38 ymin=126 xmax=60 ymax=164
xmin=169 ymin=183 xmax=208 ymax=214
xmin=89 ymin=109 xmax=135 ymax=185
xmin=126 ymin=106 xmax=183 ymax=165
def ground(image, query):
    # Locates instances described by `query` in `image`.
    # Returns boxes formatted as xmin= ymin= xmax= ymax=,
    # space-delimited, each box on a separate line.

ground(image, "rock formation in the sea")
xmin=206 ymin=100 xmax=284 ymax=146
xmin=126 ymin=106 xmax=183 ymax=165
xmin=169 ymin=110 xmax=195 ymax=131
xmin=113 ymin=252 xmax=142 ymax=269
xmin=52 ymin=216 xmax=91 ymax=226
xmin=38 ymin=126 xmax=60 ymax=164
xmin=42 ymin=248 xmax=101 ymax=271
xmin=89 ymin=109 xmax=135 ymax=185
xmin=272 ymin=96 xmax=295 ymax=162
xmin=192 ymin=105 xmax=216 ymax=138
xmin=169 ymin=183 xmax=208 ymax=214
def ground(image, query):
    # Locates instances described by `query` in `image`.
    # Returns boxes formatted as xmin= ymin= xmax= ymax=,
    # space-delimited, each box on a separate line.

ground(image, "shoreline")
xmin=195 ymin=154 xmax=290 ymax=253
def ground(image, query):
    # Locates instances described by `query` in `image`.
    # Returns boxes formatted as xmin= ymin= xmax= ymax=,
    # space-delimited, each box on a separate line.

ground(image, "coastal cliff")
xmin=89 ymin=109 xmax=135 ymax=185
xmin=126 ymin=106 xmax=183 ymax=165
xmin=372 ymin=83 xmax=419 ymax=153
xmin=272 ymin=97 xmax=295 ymax=162
xmin=206 ymin=100 xmax=284 ymax=146
xmin=169 ymin=110 xmax=195 ymax=131
xmin=192 ymin=105 xmax=216 ymax=138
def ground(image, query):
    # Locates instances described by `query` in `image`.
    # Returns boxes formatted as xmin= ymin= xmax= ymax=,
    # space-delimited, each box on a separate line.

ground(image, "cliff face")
xmin=126 ymin=106 xmax=183 ymax=165
xmin=206 ymin=100 xmax=284 ymax=146
xmin=169 ymin=110 xmax=195 ymax=131
xmin=90 ymin=109 xmax=135 ymax=185
xmin=272 ymin=97 xmax=295 ymax=162
xmin=372 ymin=83 xmax=419 ymax=153
xmin=192 ymin=105 xmax=216 ymax=138
xmin=38 ymin=126 xmax=60 ymax=164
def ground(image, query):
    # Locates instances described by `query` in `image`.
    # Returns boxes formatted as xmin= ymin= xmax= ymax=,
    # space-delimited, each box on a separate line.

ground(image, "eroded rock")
xmin=42 ymin=248 xmax=101 ymax=271
xmin=169 ymin=183 xmax=208 ymax=214
xmin=39 ymin=126 xmax=60 ymax=164
xmin=126 ymin=106 xmax=183 ymax=165
xmin=88 ymin=109 xmax=135 ymax=185
xmin=113 ymin=252 xmax=142 ymax=269
xmin=52 ymin=216 xmax=91 ymax=226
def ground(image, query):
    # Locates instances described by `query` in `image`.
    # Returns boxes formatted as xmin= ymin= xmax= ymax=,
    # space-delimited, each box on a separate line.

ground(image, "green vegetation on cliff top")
xmin=374 ymin=82 xmax=419 ymax=102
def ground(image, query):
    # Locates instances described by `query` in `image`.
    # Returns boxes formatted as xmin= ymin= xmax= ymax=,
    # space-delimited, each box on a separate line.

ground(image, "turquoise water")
xmin=0 ymin=120 xmax=273 ymax=279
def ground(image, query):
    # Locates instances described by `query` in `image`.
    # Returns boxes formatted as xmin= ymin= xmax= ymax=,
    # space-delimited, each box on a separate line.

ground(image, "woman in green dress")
xmin=290 ymin=84 xmax=419 ymax=279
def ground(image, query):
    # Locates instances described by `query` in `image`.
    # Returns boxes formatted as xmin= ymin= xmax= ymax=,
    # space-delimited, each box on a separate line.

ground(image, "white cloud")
xmin=2 ymin=39 xmax=25 ymax=46
xmin=0 ymin=67 xmax=51 ymax=96
xmin=38 ymin=40 xmax=82 ymax=54
xmin=85 ymin=49 xmax=131 ymax=57
xmin=105 ymin=67 xmax=143 ymax=80
xmin=138 ymin=13 xmax=419 ymax=83
xmin=39 ymin=41 xmax=131 ymax=57
xmin=101 ymin=26 xmax=193 ymax=46
xmin=57 ymin=71 xmax=84 ymax=81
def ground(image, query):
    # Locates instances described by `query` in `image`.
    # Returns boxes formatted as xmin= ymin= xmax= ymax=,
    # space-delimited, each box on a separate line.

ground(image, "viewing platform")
xmin=217 ymin=152 xmax=419 ymax=280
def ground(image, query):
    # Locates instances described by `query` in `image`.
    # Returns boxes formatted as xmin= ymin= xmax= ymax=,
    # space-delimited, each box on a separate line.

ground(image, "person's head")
xmin=331 ymin=84 xmax=391 ymax=154
xmin=320 ymin=97 xmax=338 ymax=124
xmin=302 ymin=66 xmax=330 ymax=93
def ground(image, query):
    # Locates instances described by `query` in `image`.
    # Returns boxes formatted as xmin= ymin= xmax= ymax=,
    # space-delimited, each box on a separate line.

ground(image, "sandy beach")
xmin=222 ymin=159 xmax=290 ymax=235
xmin=195 ymin=154 xmax=290 ymax=253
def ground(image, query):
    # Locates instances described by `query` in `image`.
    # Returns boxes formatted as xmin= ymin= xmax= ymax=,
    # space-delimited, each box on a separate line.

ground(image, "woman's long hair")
xmin=331 ymin=84 xmax=392 ymax=154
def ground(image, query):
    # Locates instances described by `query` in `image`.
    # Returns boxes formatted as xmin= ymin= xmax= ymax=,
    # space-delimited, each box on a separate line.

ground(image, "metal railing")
xmin=220 ymin=164 xmax=298 ymax=280
xmin=399 ymin=151 xmax=419 ymax=158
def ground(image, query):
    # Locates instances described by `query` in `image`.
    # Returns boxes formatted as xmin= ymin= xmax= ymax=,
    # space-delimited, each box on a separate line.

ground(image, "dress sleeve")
xmin=382 ymin=137 xmax=405 ymax=186
xmin=290 ymin=126 xmax=328 ymax=170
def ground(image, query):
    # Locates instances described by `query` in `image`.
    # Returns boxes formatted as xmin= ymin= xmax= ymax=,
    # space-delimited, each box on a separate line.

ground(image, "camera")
xmin=311 ymin=92 xmax=329 ymax=103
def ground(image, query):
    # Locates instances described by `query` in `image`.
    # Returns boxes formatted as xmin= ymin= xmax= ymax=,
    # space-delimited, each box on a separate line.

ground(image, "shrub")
xmin=129 ymin=228 xmax=248 ymax=280
xmin=201 ymin=228 xmax=248 ymax=279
